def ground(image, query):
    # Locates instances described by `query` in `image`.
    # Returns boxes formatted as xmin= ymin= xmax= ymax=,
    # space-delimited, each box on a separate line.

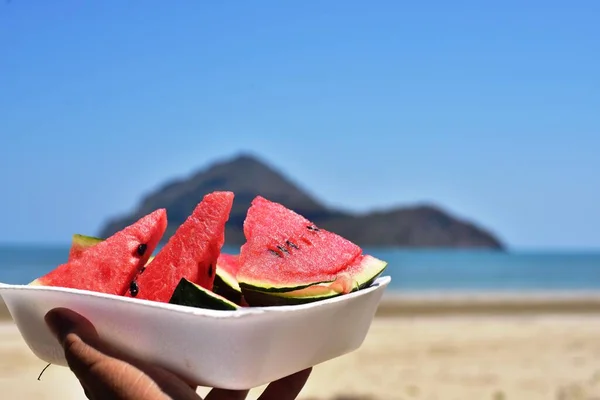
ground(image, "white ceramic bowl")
xmin=0 ymin=276 xmax=390 ymax=390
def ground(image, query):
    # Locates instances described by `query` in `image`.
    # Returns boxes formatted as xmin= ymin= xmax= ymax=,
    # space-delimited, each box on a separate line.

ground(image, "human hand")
xmin=45 ymin=308 xmax=311 ymax=400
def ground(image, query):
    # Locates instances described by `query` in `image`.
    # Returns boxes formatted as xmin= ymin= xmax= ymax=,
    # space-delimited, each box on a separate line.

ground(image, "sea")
xmin=1 ymin=244 xmax=600 ymax=294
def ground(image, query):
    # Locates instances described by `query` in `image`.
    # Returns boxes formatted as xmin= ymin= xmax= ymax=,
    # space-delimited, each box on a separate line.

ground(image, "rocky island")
xmin=99 ymin=154 xmax=505 ymax=250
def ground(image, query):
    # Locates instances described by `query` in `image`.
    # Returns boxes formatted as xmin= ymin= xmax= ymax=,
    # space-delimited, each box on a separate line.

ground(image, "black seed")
xmin=208 ymin=263 xmax=213 ymax=277
xmin=277 ymin=245 xmax=289 ymax=254
xmin=306 ymin=225 xmax=320 ymax=232
xmin=268 ymin=249 xmax=282 ymax=257
xmin=129 ymin=280 xmax=139 ymax=297
xmin=286 ymin=240 xmax=299 ymax=249
xmin=137 ymin=243 xmax=147 ymax=256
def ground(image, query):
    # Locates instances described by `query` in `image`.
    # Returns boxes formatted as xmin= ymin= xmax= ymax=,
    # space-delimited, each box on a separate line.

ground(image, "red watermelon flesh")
xmin=31 ymin=209 xmax=168 ymax=295
xmin=237 ymin=196 xmax=363 ymax=292
xmin=126 ymin=191 xmax=234 ymax=303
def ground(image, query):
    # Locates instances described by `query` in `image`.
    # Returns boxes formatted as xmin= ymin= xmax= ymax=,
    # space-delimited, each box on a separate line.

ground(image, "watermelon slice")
xmin=212 ymin=253 xmax=242 ymax=303
xmin=31 ymin=209 xmax=168 ymax=296
xmin=237 ymin=196 xmax=386 ymax=296
xmin=125 ymin=191 xmax=234 ymax=303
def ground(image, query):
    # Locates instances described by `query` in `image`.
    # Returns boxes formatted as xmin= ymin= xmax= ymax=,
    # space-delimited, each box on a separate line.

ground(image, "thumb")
xmin=45 ymin=307 xmax=117 ymax=377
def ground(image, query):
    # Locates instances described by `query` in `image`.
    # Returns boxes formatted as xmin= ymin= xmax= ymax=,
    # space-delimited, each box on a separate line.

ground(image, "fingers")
xmin=204 ymin=368 xmax=311 ymax=400
xmin=257 ymin=368 xmax=312 ymax=400
xmin=45 ymin=308 xmax=198 ymax=400
xmin=204 ymin=368 xmax=312 ymax=400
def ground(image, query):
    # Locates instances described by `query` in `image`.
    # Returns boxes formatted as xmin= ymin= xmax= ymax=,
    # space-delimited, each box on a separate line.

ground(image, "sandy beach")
xmin=3 ymin=296 xmax=600 ymax=400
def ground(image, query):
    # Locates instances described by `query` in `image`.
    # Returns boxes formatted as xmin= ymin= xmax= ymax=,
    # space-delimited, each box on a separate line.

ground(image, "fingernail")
xmin=45 ymin=308 xmax=78 ymax=341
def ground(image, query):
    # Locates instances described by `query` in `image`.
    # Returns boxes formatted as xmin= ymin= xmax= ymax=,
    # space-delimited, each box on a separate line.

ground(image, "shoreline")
xmin=376 ymin=290 xmax=600 ymax=316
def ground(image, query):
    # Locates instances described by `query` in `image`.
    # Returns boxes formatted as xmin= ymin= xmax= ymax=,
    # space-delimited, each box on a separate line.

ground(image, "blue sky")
xmin=0 ymin=1 xmax=598 ymax=249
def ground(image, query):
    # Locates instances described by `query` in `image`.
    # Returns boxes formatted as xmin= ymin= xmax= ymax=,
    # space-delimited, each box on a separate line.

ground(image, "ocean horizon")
xmin=1 ymin=244 xmax=599 ymax=293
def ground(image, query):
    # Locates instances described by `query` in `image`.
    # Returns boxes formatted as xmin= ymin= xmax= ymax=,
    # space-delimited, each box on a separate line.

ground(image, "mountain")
xmin=99 ymin=154 xmax=505 ymax=250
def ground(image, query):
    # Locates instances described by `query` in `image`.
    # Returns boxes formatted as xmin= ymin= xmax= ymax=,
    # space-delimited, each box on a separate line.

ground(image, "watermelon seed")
xmin=268 ymin=249 xmax=282 ymax=257
xmin=277 ymin=245 xmax=289 ymax=254
xmin=306 ymin=225 xmax=320 ymax=232
xmin=137 ymin=243 xmax=148 ymax=256
xmin=208 ymin=263 xmax=213 ymax=277
xmin=129 ymin=280 xmax=139 ymax=297
xmin=286 ymin=240 xmax=299 ymax=249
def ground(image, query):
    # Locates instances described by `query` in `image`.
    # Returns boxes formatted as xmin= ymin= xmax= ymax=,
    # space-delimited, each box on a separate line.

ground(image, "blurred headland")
xmin=99 ymin=153 xmax=504 ymax=250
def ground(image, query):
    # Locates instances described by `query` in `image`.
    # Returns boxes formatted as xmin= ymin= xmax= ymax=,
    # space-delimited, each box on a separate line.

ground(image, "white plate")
xmin=0 ymin=276 xmax=390 ymax=390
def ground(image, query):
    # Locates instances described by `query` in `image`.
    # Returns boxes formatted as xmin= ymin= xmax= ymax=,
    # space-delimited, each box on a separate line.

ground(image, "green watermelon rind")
xmin=238 ymin=254 xmax=388 ymax=293
xmin=242 ymin=267 xmax=385 ymax=306
xmin=242 ymin=282 xmax=344 ymax=306
xmin=242 ymin=271 xmax=384 ymax=306
xmin=213 ymin=263 xmax=240 ymax=293
xmin=238 ymin=278 xmax=339 ymax=293
xmin=169 ymin=278 xmax=240 ymax=311
xmin=72 ymin=234 xmax=104 ymax=247
xmin=212 ymin=272 xmax=243 ymax=305
xmin=239 ymin=255 xmax=388 ymax=305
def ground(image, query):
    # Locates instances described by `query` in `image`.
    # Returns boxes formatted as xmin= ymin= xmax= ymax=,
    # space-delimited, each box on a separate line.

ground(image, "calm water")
xmin=1 ymin=244 xmax=599 ymax=293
